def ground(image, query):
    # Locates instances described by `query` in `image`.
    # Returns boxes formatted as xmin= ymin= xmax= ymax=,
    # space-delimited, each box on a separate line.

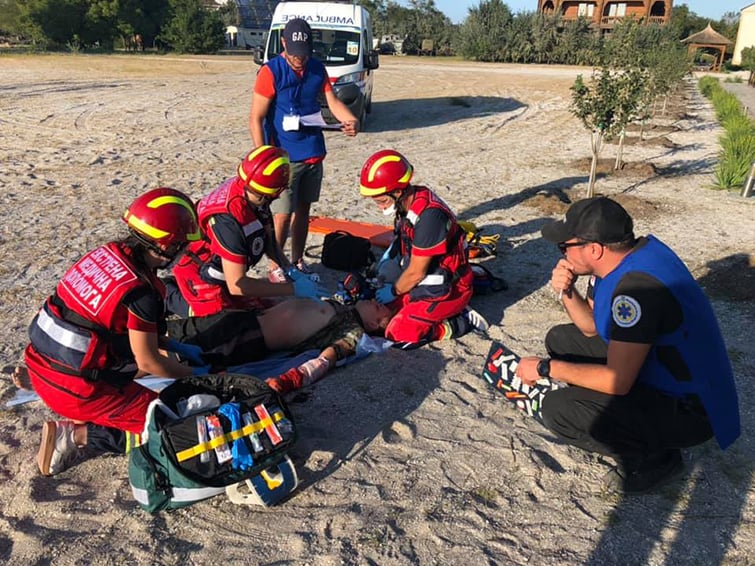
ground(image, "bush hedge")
xmin=699 ymin=77 xmax=755 ymax=189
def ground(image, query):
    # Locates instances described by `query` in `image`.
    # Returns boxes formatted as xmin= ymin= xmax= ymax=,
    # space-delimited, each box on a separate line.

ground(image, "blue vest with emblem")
xmin=264 ymin=56 xmax=327 ymax=162
xmin=593 ymin=236 xmax=740 ymax=449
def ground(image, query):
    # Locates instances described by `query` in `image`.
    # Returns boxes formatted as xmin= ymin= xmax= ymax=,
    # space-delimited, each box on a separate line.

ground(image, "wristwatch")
xmin=537 ymin=358 xmax=551 ymax=379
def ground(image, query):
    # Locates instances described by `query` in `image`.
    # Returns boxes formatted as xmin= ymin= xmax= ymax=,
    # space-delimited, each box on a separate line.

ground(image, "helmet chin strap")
xmin=390 ymin=187 xmax=412 ymax=217
xmin=129 ymin=230 xmax=179 ymax=265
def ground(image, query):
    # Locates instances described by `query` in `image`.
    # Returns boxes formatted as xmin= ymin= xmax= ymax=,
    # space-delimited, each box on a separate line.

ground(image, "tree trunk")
xmin=662 ymin=94 xmax=668 ymax=115
xmin=587 ymin=130 xmax=603 ymax=198
xmin=615 ymin=129 xmax=625 ymax=170
xmin=639 ymin=120 xmax=645 ymax=142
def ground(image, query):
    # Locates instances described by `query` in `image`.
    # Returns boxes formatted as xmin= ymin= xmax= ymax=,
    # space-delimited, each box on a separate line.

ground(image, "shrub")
xmin=715 ymin=120 xmax=755 ymax=188
xmin=699 ymin=76 xmax=719 ymax=98
xmin=699 ymin=76 xmax=755 ymax=189
xmin=711 ymin=89 xmax=744 ymax=124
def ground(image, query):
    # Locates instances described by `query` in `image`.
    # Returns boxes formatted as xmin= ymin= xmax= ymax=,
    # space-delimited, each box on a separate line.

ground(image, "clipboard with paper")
xmin=299 ymin=111 xmax=343 ymax=130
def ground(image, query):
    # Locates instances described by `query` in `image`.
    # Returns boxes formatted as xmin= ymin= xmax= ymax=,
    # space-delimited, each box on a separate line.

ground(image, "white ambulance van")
xmin=257 ymin=1 xmax=379 ymax=129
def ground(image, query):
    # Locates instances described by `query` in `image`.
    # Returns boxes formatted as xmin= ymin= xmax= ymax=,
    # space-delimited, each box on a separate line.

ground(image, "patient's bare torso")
xmin=257 ymin=299 xmax=338 ymax=351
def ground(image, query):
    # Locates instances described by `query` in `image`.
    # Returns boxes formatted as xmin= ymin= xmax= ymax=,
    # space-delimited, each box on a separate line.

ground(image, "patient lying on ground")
xmin=166 ymin=298 xmax=393 ymax=393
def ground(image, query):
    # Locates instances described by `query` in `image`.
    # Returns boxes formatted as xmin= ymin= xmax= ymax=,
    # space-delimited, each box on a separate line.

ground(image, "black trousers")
xmin=540 ymin=324 xmax=713 ymax=469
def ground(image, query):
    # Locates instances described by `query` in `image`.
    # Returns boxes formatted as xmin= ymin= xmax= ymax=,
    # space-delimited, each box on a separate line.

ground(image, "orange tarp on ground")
xmin=308 ymin=216 xmax=393 ymax=248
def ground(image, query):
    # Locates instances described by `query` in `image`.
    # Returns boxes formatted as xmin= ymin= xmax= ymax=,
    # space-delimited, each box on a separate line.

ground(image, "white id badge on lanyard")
xmin=282 ymin=114 xmax=300 ymax=131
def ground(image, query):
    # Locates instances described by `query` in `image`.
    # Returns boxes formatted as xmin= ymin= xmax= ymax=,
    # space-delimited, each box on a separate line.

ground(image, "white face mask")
xmin=382 ymin=202 xmax=396 ymax=216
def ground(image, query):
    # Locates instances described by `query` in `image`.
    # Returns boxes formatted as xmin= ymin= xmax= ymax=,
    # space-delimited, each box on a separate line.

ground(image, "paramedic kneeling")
xmin=359 ymin=149 xmax=487 ymax=348
xmin=515 ymin=196 xmax=740 ymax=494
xmin=22 ymin=188 xmax=206 ymax=476
xmin=169 ymin=146 xmax=327 ymax=319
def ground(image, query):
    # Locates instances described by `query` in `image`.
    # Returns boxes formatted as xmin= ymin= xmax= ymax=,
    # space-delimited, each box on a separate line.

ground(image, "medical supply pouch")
xmin=321 ymin=231 xmax=375 ymax=271
xmin=481 ymin=341 xmax=565 ymax=421
xmin=128 ymin=373 xmax=298 ymax=513
xmin=458 ymin=221 xmax=501 ymax=259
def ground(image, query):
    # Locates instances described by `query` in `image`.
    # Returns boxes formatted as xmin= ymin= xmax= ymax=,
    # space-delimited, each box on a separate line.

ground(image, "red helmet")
xmin=237 ymin=146 xmax=291 ymax=197
xmin=359 ymin=149 xmax=414 ymax=197
xmin=122 ymin=188 xmax=200 ymax=250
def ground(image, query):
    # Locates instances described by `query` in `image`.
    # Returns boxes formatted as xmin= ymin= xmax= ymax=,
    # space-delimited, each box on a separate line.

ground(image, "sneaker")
xmin=269 ymin=267 xmax=287 ymax=283
xmin=463 ymin=307 xmax=489 ymax=334
xmin=37 ymin=421 xmax=81 ymax=476
xmin=295 ymin=259 xmax=321 ymax=282
xmin=602 ymin=450 xmax=684 ymax=494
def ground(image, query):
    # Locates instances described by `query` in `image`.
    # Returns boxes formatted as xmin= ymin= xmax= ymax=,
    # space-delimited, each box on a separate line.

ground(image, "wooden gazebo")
xmin=682 ymin=24 xmax=733 ymax=72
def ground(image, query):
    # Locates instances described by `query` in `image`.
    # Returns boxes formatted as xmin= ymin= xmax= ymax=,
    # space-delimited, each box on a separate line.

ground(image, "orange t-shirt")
xmin=254 ymin=64 xmax=333 ymax=99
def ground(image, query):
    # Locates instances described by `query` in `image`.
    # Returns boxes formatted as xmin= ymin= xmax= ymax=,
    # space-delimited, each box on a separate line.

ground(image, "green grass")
xmin=699 ymin=77 xmax=755 ymax=188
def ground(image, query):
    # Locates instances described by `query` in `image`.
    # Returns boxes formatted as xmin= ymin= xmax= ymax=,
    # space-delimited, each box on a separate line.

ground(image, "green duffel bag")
xmin=128 ymin=373 xmax=298 ymax=513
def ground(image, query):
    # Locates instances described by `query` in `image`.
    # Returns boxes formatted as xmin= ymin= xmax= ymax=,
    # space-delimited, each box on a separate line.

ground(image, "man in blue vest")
xmin=250 ymin=18 xmax=359 ymax=282
xmin=515 ymin=197 xmax=740 ymax=494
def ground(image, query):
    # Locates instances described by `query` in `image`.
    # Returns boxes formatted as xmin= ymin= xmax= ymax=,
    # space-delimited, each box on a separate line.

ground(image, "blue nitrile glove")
xmin=192 ymin=364 xmax=212 ymax=376
xmin=166 ymin=338 xmax=206 ymax=367
xmin=293 ymin=277 xmax=328 ymax=300
xmin=286 ymin=266 xmax=321 ymax=283
xmin=217 ymin=403 xmax=254 ymax=471
xmin=376 ymin=283 xmax=397 ymax=304
xmin=380 ymin=242 xmax=396 ymax=263
xmin=285 ymin=266 xmax=303 ymax=281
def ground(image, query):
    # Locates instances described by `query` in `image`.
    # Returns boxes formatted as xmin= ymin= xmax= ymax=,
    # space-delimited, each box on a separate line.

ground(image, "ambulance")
xmin=257 ymin=1 xmax=379 ymax=129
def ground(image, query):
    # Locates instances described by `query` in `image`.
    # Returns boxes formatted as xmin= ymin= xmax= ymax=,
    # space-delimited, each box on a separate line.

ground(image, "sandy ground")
xmin=0 ymin=54 xmax=753 ymax=565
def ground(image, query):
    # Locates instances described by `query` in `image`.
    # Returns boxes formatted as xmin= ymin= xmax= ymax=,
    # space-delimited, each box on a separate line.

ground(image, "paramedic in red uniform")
xmin=170 ymin=145 xmax=326 ymax=320
xmin=23 ymin=188 xmax=205 ymax=476
xmin=359 ymin=149 xmax=488 ymax=348
xmin=249 ymin=17 xmax=359 ymax=282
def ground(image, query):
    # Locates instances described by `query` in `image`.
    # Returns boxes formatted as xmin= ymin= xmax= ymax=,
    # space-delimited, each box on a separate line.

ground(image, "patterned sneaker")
xmin=463 ymin=307 xmax=490 ymax=334
xmin=269 ymin=267 xmax=287 ymax=283
xmin=37 ymin=421 xmax=81 ymax=476
xmin=295 ymin=259 xmax=321 ymax=282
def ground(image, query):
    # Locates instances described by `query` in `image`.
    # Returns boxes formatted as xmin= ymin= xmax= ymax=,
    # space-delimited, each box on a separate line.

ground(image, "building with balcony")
xmin=537 ymin=1 xmax=673 ymax=30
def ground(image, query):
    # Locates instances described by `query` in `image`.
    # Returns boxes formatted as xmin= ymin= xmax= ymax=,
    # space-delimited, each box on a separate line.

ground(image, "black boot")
xmin=603 ymin=449 xmax=684 ymax=494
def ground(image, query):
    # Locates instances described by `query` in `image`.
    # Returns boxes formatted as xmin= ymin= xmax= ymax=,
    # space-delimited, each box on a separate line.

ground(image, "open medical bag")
xmin=129 ymin=373 xmax=298 ymax=513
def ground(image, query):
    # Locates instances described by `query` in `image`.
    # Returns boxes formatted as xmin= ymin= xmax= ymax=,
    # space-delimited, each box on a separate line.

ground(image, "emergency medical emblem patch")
xmin=251 ymin=236 xmax=265 ymax=257
xmin=612 ymin=295 xmax=641 ymax=328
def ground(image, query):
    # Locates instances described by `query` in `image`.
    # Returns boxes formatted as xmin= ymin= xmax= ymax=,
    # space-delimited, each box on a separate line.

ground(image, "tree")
xmin=529 ymin=13 xmax=561 ymax=65
xmin=118 ymin=0 xmax=171 ymax=50
xmin=571 ymin=68 xmax=647 ymax=197
xmin=400 ymin=0 xmax=453 ymax=55
xmin=456 ymin=0 xmax=512 ymax=61
xmin=715 ymin=11 xmax=740 ymax=44
xmin=216 ymin=0 xmax=239 ymax=27
xmin=161 ymin=0 xmax=224 ymax=54
xmin=0 ymin=0 xmax=24 ymax=37
xmin=552 ymin=17 xmax=598 ymax=66
xmin=668 ymin=4 xmax=710 ymax=41
xmin=19 ymin=0 xmax=88 ymax=47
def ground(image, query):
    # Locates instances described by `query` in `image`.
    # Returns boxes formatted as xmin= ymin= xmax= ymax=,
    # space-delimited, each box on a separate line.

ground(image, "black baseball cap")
xmin=541 ymin=197 xmax=634 ymax=244
xmin=283 ymin=18 xmax=313 ymax=57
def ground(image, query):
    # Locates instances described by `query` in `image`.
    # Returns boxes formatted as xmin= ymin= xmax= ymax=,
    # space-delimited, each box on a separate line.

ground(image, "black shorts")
xmin=167 ymin=310 xmax=268 ymax=368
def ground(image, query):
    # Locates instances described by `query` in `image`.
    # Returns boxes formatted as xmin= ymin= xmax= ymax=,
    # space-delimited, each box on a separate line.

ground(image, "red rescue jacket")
xmin=26 ymin=242 xmax=164 ymax=385
xmin=172 ymin=177 xmax=271 ymax=316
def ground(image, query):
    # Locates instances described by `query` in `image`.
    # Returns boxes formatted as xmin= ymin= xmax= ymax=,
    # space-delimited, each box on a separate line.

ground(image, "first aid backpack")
xmin=129 ymin=374 xmax=298 ymax=513
xmin=321 ymin=230 xmax=375 ymax=271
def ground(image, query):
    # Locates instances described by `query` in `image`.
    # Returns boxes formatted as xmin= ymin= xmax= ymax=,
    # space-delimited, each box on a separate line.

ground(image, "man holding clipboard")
xmin=249 ymin=18 xmax=359 ymax=283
